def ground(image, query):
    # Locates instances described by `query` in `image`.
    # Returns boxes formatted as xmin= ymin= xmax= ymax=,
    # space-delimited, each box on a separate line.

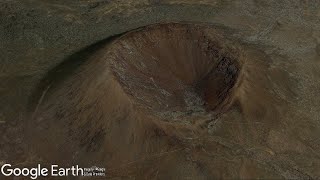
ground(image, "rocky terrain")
xmin=1 ymin=0 xmax=320 ymax=179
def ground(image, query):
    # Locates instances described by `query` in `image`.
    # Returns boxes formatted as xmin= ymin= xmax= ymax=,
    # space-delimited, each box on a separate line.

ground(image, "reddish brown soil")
xmin=28 ymin=23 xmax=291 ymax=179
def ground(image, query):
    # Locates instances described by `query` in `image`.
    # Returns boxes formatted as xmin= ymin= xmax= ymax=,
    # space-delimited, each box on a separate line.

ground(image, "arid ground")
xmin=1 ymin=0 xmax=320 ymax=179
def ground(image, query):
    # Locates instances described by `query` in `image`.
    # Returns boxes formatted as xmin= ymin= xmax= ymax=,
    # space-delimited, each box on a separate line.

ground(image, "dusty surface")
xmin=1 ymin=0 xmax=320 ymax=179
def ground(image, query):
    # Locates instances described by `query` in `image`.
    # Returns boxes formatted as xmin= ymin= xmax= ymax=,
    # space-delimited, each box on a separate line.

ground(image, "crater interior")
xmin=109 ymin=24 xmax=242 ymax=119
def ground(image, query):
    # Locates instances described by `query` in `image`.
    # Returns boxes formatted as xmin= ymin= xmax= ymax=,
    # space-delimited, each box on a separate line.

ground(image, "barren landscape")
xmin=1 ymin=0 xmax=320 ymax=179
